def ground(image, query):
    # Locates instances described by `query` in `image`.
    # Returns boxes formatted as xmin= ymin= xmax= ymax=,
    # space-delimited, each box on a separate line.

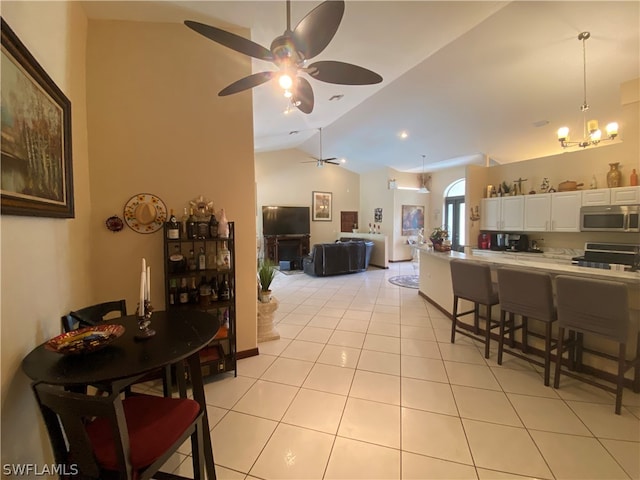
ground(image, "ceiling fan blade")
xmin=293 ymin=77 xmax=314 ymax=114
xmin=292 ymin=0 xmax=345 ymax=60
xmin=184 ymin=20 xmax=274 ymax=62
xmin=325 ymin=160 xmax=340 ymax=165
xmin=322 ymin=157 xmax=337 ymax=162
xmin=218 ymin=71 xmax=276 ymax=96
xmin=305 ymin=60 xmax=383 ymax=85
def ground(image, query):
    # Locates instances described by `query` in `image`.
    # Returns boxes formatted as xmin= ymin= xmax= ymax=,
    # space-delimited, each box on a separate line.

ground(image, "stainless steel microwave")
xmin=580 ymin=205 xmax=640 ymax=232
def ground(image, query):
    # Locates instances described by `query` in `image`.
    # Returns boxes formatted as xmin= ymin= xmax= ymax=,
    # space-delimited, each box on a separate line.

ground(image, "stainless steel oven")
xmin=580 ymin=205 xmax=640 ymax=232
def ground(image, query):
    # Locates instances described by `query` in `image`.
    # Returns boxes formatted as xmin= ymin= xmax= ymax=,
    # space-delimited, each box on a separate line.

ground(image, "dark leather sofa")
xmin=303 ymin=240 xmax=373 ymax=276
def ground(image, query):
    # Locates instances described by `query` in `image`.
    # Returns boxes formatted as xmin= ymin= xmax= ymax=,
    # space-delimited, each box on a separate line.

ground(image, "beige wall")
xmin=255 ymin=149 xmax=360 ymax=246
xmin=1 ymin=7 xmax=257 ymax=471
xmin=1 ymin=1 xmax=92 ymax=469
xmin=85 ymin=19 xmax=257 ymax=352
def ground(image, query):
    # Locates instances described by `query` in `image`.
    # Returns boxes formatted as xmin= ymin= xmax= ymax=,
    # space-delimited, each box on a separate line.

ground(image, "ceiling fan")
xmin=184 ymin=0 xmax=383 ymax=114
xmin=302 ymin=128 xmax=340 ymax=167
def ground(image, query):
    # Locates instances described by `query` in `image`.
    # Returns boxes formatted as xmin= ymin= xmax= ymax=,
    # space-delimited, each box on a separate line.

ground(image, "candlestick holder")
xmin=135 ymin=300 xmax=156 ymax=339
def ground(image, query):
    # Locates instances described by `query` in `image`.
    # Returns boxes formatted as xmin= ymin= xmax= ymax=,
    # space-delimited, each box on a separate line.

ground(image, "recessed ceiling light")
xmin=340 ymin=158 xmax=347 ymax=164
xmin=399 ymin=131 xmax=409 ymax=139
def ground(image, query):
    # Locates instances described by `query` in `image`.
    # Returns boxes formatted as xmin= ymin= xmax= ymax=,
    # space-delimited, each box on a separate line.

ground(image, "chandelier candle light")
xmin=557 ymin=32 xmax=618 ymax=149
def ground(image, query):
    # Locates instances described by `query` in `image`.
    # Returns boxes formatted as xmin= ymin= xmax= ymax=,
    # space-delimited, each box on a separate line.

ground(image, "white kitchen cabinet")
xmin=480 ymin=198 xmax=501 ymax=230
xmin=481 ymin=196 xmax=523 ymax=231
xmin=550 ymin=191 xmax=581 ymax=232
xmin=524 ymin=194 xmax=551 ymax=231
xmin=582 ymin=189 xmax=610 ymax=206
xmin=611 ymin=186 xmax=640 ymax=205
xmin=501 ymin=196 xmax=524 ymax=231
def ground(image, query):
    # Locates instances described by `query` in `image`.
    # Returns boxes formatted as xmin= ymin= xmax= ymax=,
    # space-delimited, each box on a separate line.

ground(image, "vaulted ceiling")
xmin=83 ymin=1 xmax=639 ymax=173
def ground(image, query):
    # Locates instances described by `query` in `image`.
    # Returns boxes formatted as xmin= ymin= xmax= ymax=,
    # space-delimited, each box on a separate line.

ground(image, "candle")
xmin=139 ymin=271 xmax=146 ymax=316
xmin=142 ymin=257 xmax=146 ymax=275
xmin=146 ymin=266 xmax=151 ymax=302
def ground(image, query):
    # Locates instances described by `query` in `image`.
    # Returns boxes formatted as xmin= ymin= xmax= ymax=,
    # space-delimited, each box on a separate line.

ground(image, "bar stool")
xmin=554 ymin=275 xmax=639 ymax=415
xmin=496 ymin=268 xmax=557 ymax=385
xmin=450 ymin=259 xmax=500 ymax=358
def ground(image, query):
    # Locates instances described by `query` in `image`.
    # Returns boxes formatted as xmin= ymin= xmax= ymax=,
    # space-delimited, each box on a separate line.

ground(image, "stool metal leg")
xmin=554 ymin=327 xmax=565 ymax=389
xmin=497 ymin=309 xmax=507 ymax=365
xmin=473 ymin=303 xmax=480 ymax=335
xmin=543 ymin=322 xmax=552 ymax=386
xmin=521 ymin=317 xmax=528 ymax=353
xmin=451 ymin=295 xmax=459 ymax=344
xmin=616 ymin=343 xmax=626 ymax=415
xmin=484 ymin=305 xmax=492 ymax=359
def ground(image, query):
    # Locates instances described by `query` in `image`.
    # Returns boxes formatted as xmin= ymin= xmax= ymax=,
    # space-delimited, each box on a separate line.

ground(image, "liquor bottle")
xmin=198 ymin=275 xmax=212 ymax=307
xmin=178 ymin=278 xmax=189 ymax=304
xmin=218 ymin=209 xmax=229 ymax=238
xmin=217 ymin=241 xmax=231 ymax=270
xmin=166 ymin=209 xmax=180 ymax=239
xmin=208 ymin=212 xmax=219 ymax=239
xmin=188 ymin=277 xmax=199 ymax=304
xmin=210 ymin=276 xmax=219 ymax=302
xmin=218 ymin=274 xmax=230 ymax=301
xmin=197 ymin=247 xmax=206 ymax=270
xmin=214 ymin=308 xmax=229 ymax=339
xmin=207 ymin=245 xmax=217 ymax=270
xmin=186 ymin=208 xmax=198 ymax=239
xmin=196 ymin=213 xmax=209 ymax=239
xmin=168 ymin=244 xmax=186 ymax=274
xmin=180 ymin=207 xmax=189 ymax=237
xmin=168 ymin=279 xmax=178 ymax=306
xmin=187 ymin=249 xmax=197 ymax=271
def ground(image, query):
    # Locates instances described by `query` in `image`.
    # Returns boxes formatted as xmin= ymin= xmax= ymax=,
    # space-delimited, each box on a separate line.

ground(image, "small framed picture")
xmin=312 ymin=191 xmax=332 ymax=221
xmin=401 ymin=205 xmax=424 ymax=236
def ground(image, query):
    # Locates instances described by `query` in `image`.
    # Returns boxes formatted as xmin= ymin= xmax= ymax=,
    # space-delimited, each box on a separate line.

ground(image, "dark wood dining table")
xmin=22 ymin=309 xmax=220 ymax=479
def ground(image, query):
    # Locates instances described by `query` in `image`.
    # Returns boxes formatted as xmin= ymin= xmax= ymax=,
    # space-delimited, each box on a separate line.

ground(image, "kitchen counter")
xmin=418 ymin=246 xmax=639 ymax=379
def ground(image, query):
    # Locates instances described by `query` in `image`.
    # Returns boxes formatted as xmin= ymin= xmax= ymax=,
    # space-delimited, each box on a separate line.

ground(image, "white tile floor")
xmin=144 ymin=261 xmax=640 ymax=479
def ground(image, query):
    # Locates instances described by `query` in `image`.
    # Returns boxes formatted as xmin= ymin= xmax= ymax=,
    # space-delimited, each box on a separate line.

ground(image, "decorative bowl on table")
xmin=45 ymin=324 xmax=125 ymax=355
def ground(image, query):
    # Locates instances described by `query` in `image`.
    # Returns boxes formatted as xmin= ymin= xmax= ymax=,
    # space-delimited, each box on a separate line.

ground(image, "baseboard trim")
xmin=237 ymin=348 xmax=259 ymax=359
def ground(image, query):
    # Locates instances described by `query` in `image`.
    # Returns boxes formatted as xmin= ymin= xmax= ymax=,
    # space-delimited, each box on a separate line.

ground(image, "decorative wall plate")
xmin=105 ymin=215 xmax=124 ymax=232
xmin=123 ymin=193 xmax=167 ymax=234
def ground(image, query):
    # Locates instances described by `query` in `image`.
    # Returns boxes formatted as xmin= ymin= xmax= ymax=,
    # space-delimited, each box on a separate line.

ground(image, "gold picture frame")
xmin=1 ymin=18 xmax=74 ymax=218
xmin=312 ymin=191 xmax=332 ymax=221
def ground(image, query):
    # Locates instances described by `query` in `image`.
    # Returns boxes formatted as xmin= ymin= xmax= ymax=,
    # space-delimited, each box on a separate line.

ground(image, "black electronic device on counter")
xmin=490 ymin=233 xmax=507 ymax=250
xmin=507 ymin=234 xmax=529 ymax=252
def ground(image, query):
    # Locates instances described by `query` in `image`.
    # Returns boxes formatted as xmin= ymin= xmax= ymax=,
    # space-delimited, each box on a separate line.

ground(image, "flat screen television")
xmin=262 ymin=206 xmax=310 ymax=236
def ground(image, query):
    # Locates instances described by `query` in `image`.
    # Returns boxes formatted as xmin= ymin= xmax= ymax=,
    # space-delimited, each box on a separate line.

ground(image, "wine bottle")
xmin=166 ymin=209 xmax=180 ymax=239
xmin=217 ymin=241 xmax=231 ymax=270
xmin=186 ymin=208 xmax=198 ymax=239
xmin=218 ymin=209 xmax=229 ymax=238
xmin=210 ymin=276 xmax=219 ymax=302
xmin=209 ymin=212 xmax=219 ymax=239
xmin=178 ymin=278 xmax=189 ymax=304
xmin=168 ymin=279 xmax=178 ymax=306
xmin=197 ymin=247 xmax=206 ymax=270
xmin=188 ymin=277 xmax=199 ymax=304
xmin=218 ymin=274 xmax=230 ymax=301
xmin=181 ymin=207 xmax=189 ymax=237
xmin=168 ymin=244 xmax=185 ymax=274
xmin=187 ymin=249 xmax=197 ymax=271
xmin=199 ymin=275 xmax=212 ymax=307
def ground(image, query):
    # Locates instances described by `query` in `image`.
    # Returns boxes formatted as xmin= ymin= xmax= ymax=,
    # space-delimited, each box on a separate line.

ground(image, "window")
xmin=444 ymin=179 xmax=465 ymax=252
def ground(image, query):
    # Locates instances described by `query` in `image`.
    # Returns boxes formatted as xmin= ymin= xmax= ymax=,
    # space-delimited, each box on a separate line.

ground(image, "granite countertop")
xmin=419 ymin=246 xmax=639 ymax=284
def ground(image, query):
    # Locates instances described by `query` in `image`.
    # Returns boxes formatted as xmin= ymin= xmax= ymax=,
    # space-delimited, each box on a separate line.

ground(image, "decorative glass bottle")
xmin=606 ymin=162 xmax=622 ymax=188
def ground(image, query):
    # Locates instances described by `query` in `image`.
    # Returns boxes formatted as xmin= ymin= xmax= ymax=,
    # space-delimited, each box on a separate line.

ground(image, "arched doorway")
xmin=444 ymin=179 xmax=465 ymax=251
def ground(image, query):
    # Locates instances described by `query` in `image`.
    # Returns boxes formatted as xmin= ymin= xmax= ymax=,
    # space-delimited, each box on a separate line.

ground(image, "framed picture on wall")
xmin=401 ymin=205 xmax=424 ymax=236
xmin=312 ymin=191 xmax=332 ymax=221
xmin=0 ymin=18 xmax=74 ymax=218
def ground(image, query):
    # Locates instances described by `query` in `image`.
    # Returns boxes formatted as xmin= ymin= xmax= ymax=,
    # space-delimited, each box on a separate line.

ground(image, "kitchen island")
xmin=418 ymin=246 xmax=639 ymax=380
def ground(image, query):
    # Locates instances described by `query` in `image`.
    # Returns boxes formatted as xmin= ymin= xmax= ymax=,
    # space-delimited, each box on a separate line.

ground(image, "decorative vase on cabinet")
xmin=607 ymin=162 xmax=622 ymax=188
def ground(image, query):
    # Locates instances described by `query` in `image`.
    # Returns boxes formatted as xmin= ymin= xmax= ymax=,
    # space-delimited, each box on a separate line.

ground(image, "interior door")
xmin=341 ymin=211 xmax=358 ymax=232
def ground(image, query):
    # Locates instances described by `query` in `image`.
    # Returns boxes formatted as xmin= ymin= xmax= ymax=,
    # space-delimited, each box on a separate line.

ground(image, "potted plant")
xmin=258 ymin=259 xmax=276 ymax=303
xmin=429 ymin=227 xmax=451 ymax=252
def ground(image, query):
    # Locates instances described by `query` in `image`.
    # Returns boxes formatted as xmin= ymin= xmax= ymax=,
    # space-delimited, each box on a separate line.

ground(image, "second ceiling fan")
xmin=301 ymin=127 xmax=340 ymax=167
xmin=185 ymin=0 xmax=383 ymax=114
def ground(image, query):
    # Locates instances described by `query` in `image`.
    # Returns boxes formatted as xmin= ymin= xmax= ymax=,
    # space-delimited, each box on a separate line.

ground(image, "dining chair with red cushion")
xmin=32 ymin=381 xmax=206 ymax=479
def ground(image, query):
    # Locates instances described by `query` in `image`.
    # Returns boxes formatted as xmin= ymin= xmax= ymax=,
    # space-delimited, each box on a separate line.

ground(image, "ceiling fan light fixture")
xmin=279 ymin=73 xmax=293 ymax=90
xmin=557 ymin=31 xmax=618 ymax=149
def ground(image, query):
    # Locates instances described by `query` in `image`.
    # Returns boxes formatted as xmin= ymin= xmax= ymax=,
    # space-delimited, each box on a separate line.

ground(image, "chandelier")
xmin=557 ymin=32 xmax=618 ymax=149
xmin=418 ymin=155 xmax=429 ymax=193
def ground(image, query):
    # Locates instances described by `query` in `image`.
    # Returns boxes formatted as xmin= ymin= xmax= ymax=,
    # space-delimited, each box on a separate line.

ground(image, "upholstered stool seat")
xmin=496 ymin=268 xmax=557 ymax=385
xmin=450 ymin=259 xmax=500 ymax=358
xmin=553 ymin=275 xmax=640 ymax=415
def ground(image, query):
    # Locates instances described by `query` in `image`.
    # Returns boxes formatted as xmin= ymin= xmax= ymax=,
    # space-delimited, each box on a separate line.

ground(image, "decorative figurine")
xmin=540 ymin=178 xmax=550 ymax=193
